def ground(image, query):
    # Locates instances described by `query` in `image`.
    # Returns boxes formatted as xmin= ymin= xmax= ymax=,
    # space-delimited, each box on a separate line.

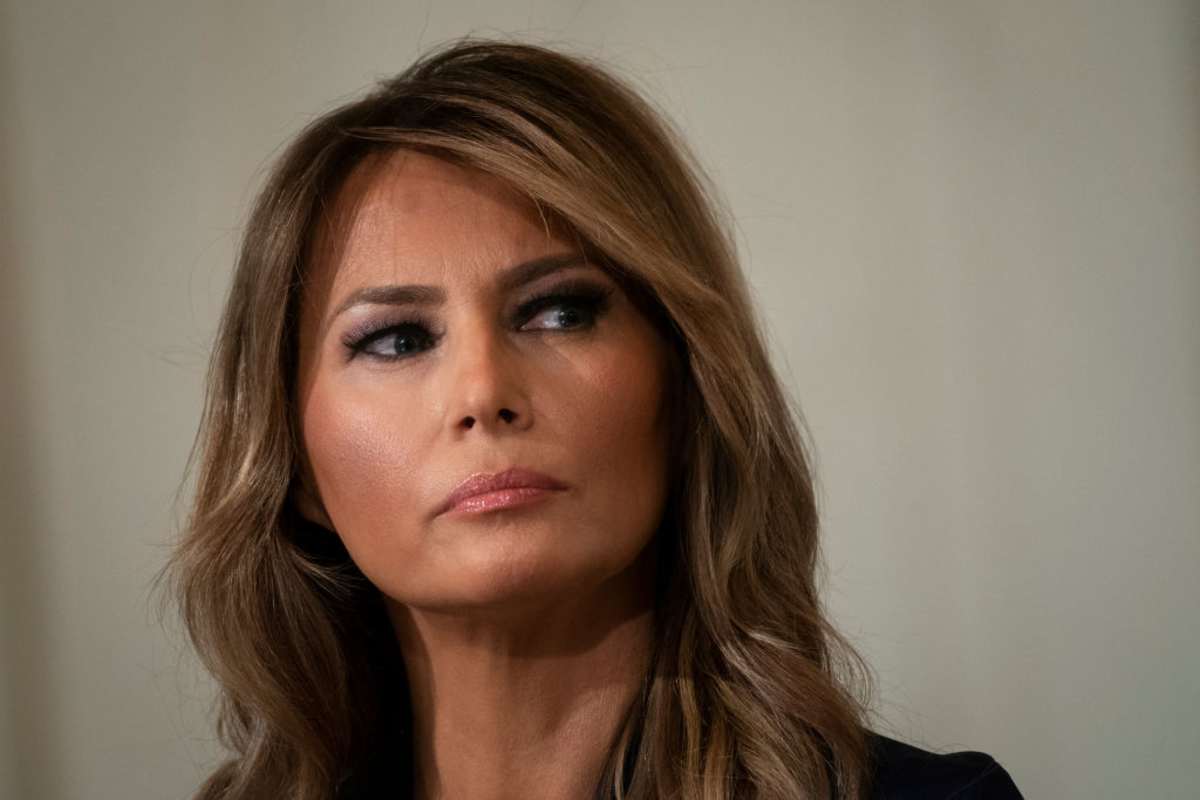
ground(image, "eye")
xmin=340 ymin=279 xmax=616 ymax=364
xmin=344 ymin=319 xmax=438 ymax=361
xmin=516 ymin=282 xmax=614 ymax=332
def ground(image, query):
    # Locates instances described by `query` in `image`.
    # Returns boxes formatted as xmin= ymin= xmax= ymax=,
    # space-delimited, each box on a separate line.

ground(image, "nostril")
xmin=499 ymin=408 xmax=515 ymax=423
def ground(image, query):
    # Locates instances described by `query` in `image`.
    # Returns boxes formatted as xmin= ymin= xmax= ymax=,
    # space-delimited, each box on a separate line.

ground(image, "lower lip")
xmin=444 ymin=487 xmax=562 ymax=516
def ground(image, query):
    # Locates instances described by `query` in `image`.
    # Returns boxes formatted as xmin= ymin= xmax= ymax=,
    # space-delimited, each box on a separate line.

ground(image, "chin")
xmin=385 ymin=540 xmax=603 ymax=613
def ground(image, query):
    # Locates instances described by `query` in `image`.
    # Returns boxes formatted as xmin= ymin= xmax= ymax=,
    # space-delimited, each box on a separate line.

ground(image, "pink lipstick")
xmin=439 ymin=467 xmax=567 ymax=516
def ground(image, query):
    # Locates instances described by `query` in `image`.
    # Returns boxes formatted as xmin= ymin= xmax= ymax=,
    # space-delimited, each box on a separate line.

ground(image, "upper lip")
xmin=438 ymin=467 xmax=568 ymax=514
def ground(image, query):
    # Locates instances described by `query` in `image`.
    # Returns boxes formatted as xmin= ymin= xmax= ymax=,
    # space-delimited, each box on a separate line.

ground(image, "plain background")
xmin=2 ymin=1 xmax=1197 ymax=798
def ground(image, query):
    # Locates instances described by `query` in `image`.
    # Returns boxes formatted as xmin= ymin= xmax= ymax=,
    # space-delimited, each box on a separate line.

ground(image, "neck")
xmin=386 ymin=547 xmax=658 ymax=800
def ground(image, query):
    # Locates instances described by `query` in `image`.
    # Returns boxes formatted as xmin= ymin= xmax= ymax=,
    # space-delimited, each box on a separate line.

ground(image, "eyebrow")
xmin=328 ymin=252 xmax=593 ymax=323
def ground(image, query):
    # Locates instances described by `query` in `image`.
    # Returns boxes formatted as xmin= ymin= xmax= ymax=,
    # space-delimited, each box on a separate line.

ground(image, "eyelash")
xmin=341 ymin=280 xmax=616 ymax=363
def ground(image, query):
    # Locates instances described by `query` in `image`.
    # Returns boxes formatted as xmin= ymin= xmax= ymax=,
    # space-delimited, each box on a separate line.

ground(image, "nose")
xmin=445 ymin=311 xmax=532 ymax=436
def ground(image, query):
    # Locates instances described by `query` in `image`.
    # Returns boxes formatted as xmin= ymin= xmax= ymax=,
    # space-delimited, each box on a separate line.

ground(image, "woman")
xmin=161 ymin=37 xmax=1023 ymax=799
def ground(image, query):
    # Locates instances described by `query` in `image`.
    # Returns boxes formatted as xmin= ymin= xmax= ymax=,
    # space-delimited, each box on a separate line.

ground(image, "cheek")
xmin=563 ymin=334 xmax=672 ymax=543
xmin=572 ymin=353 xmax=664 ymax=466
xmin=297 ymin=327 xmax=673 ymax=608
xmin=301 ymin=378 xmax=427 ymax=561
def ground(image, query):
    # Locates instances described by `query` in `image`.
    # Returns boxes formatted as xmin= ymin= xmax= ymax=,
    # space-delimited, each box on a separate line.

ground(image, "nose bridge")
xmin=445 ymin=301 xmax=527 ymax=433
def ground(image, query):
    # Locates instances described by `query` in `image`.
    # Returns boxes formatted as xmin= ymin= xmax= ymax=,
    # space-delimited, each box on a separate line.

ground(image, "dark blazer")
xmin=337 ymin=729 xmax=1024 ymax=798
xmin=866 ymin=731 xmax=1024 ymax=798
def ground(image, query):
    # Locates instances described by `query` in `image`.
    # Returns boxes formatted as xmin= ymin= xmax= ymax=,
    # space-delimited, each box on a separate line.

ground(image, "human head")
xmin=292 ymin=145 xmax=676 ymax=624
xmin=162 ymin=36 xmax=873 ymax=800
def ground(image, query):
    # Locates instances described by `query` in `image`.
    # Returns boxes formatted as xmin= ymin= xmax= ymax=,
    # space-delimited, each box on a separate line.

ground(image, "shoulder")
xmin=864 ymin=730 xmax=1024 ymax=799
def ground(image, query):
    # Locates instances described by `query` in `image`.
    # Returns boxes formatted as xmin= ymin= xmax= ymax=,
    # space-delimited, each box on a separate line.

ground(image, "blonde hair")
xmin=157 ymin=36 xmax=877 ymax=800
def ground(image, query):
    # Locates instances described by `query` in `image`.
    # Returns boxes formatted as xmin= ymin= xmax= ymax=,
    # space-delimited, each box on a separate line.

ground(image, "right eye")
xmin=345 ymin=320 xmax=438 ymax=362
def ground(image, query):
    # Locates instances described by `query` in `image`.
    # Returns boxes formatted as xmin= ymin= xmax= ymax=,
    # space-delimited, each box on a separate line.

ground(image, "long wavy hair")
xmin=157 ymin=36 xmax=877 ymax=800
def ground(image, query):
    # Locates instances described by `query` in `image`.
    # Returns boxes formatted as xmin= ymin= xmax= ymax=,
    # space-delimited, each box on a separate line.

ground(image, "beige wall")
xmin=2 ymin=2 xmax=1196 ymax=798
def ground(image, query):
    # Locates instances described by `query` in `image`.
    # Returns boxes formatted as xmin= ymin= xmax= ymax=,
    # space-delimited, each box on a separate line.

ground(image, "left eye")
xmin=521 ymin=297 xmax=599 ymax=331
xmin=515 ymin=285 xmax=613 ymax=332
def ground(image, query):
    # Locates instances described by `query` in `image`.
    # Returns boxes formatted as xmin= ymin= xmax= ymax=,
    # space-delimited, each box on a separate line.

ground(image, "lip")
xmin=438 ymin=467 xmax=568 ymax=516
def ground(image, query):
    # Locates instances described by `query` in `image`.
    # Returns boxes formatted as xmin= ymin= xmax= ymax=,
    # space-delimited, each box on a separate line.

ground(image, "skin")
xmin=293 ymin=149 xmax=674 ymax=799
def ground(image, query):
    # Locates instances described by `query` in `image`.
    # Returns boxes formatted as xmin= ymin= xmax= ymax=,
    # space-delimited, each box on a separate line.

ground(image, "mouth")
xmin=437 ymin=467 xmax=568 ymax=517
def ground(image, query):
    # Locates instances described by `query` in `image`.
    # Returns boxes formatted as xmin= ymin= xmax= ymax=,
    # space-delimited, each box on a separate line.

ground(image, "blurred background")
xmin=1 ymin=1 xmax=1197 ymax=798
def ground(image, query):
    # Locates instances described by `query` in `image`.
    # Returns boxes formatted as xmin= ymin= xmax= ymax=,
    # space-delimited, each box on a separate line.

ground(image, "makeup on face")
xmin=336 ymin=268 xmax=618 ymax=367
xmin=294 ymin=150 xmax=673 ymax=612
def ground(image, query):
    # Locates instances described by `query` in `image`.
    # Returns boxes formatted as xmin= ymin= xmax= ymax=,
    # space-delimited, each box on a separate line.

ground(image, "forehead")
xmin=307 ymin=149 xmax=571 ymax=296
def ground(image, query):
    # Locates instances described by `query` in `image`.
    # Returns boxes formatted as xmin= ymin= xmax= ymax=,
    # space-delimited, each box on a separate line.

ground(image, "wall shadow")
xmin=0 ymin=7 xmax=65 ymax=798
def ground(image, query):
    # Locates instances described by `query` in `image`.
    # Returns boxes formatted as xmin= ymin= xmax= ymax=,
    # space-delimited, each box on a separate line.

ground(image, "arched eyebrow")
xmin=328 ymin=251 xmax=592 ymax=323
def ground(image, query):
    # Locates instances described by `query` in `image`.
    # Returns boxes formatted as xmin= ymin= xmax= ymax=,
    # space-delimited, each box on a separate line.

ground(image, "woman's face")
xmin=294 ymin=150 xmax=674 ymax=614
